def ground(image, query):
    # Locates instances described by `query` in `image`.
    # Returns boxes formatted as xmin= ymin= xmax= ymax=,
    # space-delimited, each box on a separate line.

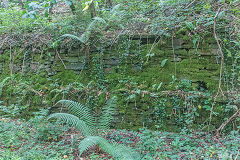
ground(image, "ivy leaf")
xmin=161 ymin=59 xmax=168 ymax=67
xmin=226 ymin=49 xmax=232 ymax=58
xmin=157 ymin=82 xmax=162 ymax=91
xmin=135 ymin=89 xmax=141 ymax=94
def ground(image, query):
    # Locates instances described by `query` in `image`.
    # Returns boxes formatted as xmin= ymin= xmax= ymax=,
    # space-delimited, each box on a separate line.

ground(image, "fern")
xmin=60 ymin=34 xmax=86 ymax=43
xmin=86 ymin=17 xmax=106 ymax=32
xmin=98 ymin=96 xmax=117 ymax=129
xmin=48 ymin=97 xmax=140 ymax=159
xmin=0 ymin=77 xmax=10 ymax=96
xmin=49 ymin=88 xmax=63 ymax=102
xmin=78 ymin=136 xmax=140 ymax=160
xmin=54 ymin=100 xmax=96 ymax=129
xmin=58 ymin=17 xmax=107 ymax=44
xmin=114 ymin=143 xmax=141 ymax=160
xmin=48 ymin=113 xmax=93 ymax=136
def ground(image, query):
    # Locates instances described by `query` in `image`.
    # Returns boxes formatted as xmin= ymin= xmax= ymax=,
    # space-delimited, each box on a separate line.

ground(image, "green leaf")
xmin=185 ymin=22 xmax=194 ymax=31
xmin=193 ymin=34 xmax=200 ymax=48
xmin=98 ymin=96 xmax=117 ymax=129
xmin=226 ymin=49 xmax=232 ymax=58
xmin=0 ymin=77 xmax=10 ymax=96
xmin=79 ymin=136 xmax=140 ymax=160
xmin=54 ymin=100 xmax=96 ymax=129
xmin=157 ymin=82 xmax=162 ymax=91
xmin=161 ymin=59 xmax=168 ymax=67
xmin=48 ymin=113 xmax=92 ymax=136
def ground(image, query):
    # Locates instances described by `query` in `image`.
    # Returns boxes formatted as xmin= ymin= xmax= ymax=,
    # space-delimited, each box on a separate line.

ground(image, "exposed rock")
xmin=104 ymin=58 xmax=120 ymax=66
xmin=173 ymin=39 xmax=185 ymax=49
xmin=63 ymin=57 xmax=80 ymax=63
xmin=172 ymin=57 xmax=182 ymax=62
xmin=133 ymin=65 xmax=142 ymax=71
xmin=67 ymin=63 xmax=85 ymax=70
xmin=30 ymin=63 xmax=39 ymax=71
xmin=46 ymin=68 xmax=56 ymax=76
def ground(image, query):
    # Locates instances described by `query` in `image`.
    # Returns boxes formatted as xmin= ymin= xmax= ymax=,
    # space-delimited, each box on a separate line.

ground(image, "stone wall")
xmin=0 ymin=35 xmax=225 ymax=130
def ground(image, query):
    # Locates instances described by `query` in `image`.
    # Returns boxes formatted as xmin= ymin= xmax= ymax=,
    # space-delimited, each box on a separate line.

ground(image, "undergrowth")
xmin=0 ymin=0 xmax=239 ymax=159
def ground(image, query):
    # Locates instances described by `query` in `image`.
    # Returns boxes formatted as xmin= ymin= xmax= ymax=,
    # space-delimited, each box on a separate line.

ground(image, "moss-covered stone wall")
xmin=0 ymin=35 xmax=228 ymax=131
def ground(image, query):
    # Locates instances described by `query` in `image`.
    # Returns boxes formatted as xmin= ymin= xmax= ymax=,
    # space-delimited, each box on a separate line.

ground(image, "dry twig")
xmin=209 ymin=7 xmax=225 ymax=132
xmin=216 ymin=108 xmax=240 ymax=136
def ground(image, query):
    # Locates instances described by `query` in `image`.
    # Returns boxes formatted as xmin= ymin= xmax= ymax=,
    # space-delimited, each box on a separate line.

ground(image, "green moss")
xmin=176 ymin=27 xmax=187 ymax=35
xmin=52 ymin=70 xmax=79 ymax=85
xmin=175 ymin=49 xmax=189 ymax=56
xmin=33 ymin=54 xmax=42 ymax=62
xmin=182 ymin=35 xmax=191 ymax=41
xmin=0 ymin=36 xmax=232 ymax=131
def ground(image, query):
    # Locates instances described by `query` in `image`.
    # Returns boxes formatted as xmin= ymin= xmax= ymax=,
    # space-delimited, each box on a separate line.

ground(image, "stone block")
xmin=63 ymin=57 xmax=79 ymax=63
xmin=104 ymin=58 xmax=120 ymax=66
xmin=66 ymin=63 xmax=85 ymax=70
xmin=46 ymin=68 xmax=56 ymax=76
xmin=175 ymin=49 xmax=188 ymax=56
xmin=173 ymin=38 xmax=186 ymax=49
xmin=30 ymin=63 xmax=39 ymax=71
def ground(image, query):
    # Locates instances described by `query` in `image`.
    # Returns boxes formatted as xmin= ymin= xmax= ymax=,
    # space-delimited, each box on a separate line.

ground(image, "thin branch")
xmin=172 ymin=33 xmax=177 ymax=77
xmin=56 ymin=50 xmax=67 ymax=69
xmin=21 ymin=50 xmax=27 ymax=75
xmin=148 ymin=35 xmax=160 ymax=56
xmin=208 ymin=95 xmax=217 ymax=132
xmin=209 ymin=7 xmax=225 ymax=131
xmin=9 ymin=45 xmax=13 ymax=85
xmin=213 ymin=7 xmax=224 ymax=97
xmin=185 ymin=0 xmax=197 ymax=9
xmin=216 ymin=108 xmax=240 ymax=136
xmin=235 ymin=150 xmax=240 ymax=160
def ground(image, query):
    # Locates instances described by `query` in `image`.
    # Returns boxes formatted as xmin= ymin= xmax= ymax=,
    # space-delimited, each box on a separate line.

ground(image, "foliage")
xmin=48 ymin=97 xmax=116 ymax=135
xmin=78 ymin=136 xmax=140 ymax=160
xmin=135 ymin=128 xmax=240 ymax=159
xmin=0 ymin=77 xmax=10 ymax=96
xmin=48 ymin=97 xmax=139 ymax=159
xmin=0 ymin=7 xmax=51 ymax=34
xmin=55 ymin=16 xmax=107 ymax=48
xmin=0 ymin=0 xmax=240 ymax=159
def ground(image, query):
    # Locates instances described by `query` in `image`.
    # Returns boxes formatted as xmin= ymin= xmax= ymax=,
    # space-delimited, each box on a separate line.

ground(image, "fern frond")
xmin=54 ymin=100 xmax=96 ymax=129
xmin=111 ymin=4 xmax=121 ymax=13
xmin=58 ymin=17 xmax=107 ymax=45
xmin=81 ymin=17 xmax=107 ymax=43
xmin=78 ymin=136 xmax=116 ymax=157
xmin=98 ymin=96 xmax=117 ymax=130
xmin=112 ymin=142 xmax=141 ymax=160
xmin=79 ymin=31 xmax=91 ymax=43
xmin=60 ymin=34 xmax=85 ymax=43
xmin=0 ymin=77 xmax=10 ymax=96
xmin=87 ymin=17 xmax=107 ymax=32
xmin=79 ymin=136 xmax=140 ymax=160
xmin=48 ymin=113 xmax=92 ymax=136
